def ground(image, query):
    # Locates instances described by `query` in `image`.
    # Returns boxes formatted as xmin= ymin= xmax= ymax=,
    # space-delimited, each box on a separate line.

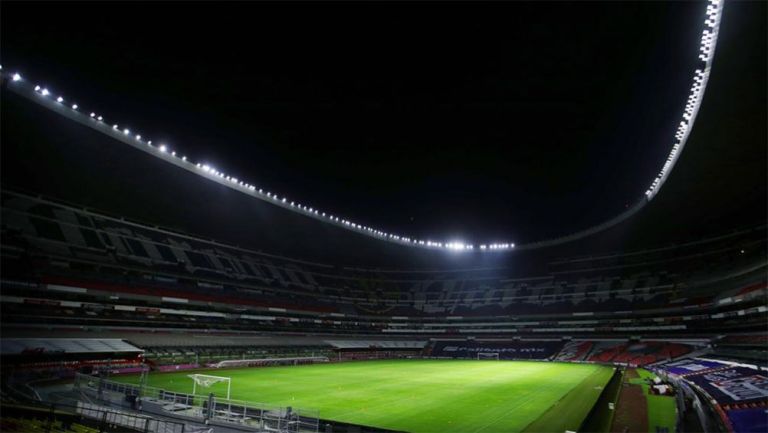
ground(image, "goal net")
xmin=477 ymin=352 xmax=500 ymax=361
xmin=188 ymin=374 xmax=231 ymax=399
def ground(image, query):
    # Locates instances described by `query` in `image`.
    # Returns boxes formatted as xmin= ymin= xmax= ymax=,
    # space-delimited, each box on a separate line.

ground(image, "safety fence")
xmin=74 ymin=373 xmax=319 ymax=433
xmin=0 ymin=401 xmax=187 ymax=433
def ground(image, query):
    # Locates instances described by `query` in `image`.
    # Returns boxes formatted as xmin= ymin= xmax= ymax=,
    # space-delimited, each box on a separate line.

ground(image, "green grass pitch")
xmin=116 ymin=360 xmax=614 ymax=433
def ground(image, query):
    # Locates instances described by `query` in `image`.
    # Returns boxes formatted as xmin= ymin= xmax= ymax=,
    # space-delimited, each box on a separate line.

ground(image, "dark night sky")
xmin=1 ymin=1 xmax=765 ymax=251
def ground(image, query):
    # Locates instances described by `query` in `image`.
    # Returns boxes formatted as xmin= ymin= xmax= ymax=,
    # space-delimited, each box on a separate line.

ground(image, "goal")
xmin=477 ymin=352 xmax=500 ymax=361
xmin=188 ymin=374 xmax=231 ymax=399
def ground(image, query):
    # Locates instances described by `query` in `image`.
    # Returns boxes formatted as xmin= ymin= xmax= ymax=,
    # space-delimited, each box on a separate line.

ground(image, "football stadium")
xmin=0 ymin=1 xmax=766 ymax=433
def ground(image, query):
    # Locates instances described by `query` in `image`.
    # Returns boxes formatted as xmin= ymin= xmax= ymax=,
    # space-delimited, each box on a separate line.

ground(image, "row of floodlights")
xmin=645 ymin=0 xmax=722 ymax=198
xmin=3 ymin=68 xmax=516 ymax=252
xmin=5 ymin=0 xmax=720 ymax=247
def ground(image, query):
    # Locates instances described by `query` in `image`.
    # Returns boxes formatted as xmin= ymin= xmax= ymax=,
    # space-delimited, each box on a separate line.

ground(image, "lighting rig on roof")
xmin=1 ymin=0 xmax=723 ymax=252
xmin=645 ymin=0 xmax=723 ymax=199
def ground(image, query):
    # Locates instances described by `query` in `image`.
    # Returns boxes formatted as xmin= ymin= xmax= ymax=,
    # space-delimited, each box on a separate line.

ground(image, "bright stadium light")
xmin=136 ymin=134 xmax=141 ymax=140
xmin=97 ymin=116 xmax=103 ymax=121
xmin=3 ymin=0 xmax=718 ymax=254
xmin=123 ymin=128 xmax=130 ymax=135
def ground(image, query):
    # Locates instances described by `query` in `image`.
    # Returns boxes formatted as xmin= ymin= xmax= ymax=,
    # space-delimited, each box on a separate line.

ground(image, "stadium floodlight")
xmin=123 ymin=128 xmax=130 ymax=135
xmin=5 ymin=0 xmax=714 ymax=254
xmin=113 ymin=124 xmax=118 ymax=130
xmin=182 ymin=156 xmax=186 ymax=161
xmin=97 ymin=116 xmax=103 ymax=121
xmin=136 ymin=134 xmax=141 ymax=140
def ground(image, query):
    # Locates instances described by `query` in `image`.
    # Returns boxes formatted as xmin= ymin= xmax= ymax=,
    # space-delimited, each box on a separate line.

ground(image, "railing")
xmin=0 ymin=401 xmax=186 ymax=433
xmin=74 ymin=373 xmax=319 ymax=433
xmin=77 ymin=401 xmax=185 ymax=433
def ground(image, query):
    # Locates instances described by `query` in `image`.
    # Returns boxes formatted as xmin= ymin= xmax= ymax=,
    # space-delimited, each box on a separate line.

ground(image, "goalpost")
xmin=477 ymin=352 xmax=500 ymax=361
xmin=188 ymin=374 xmax=231 ymax=400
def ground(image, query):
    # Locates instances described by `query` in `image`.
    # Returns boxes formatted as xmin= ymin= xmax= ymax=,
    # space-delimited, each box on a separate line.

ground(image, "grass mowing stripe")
xmin=114 ymin=360 xmax=613 ymax=433
xmin=522 ymin=366 xmax=615 ymax=433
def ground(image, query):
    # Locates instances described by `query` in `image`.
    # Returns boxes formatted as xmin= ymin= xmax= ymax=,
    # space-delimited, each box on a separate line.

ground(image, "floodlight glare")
xmin=4 ymin=0 xmax=720 ymax=253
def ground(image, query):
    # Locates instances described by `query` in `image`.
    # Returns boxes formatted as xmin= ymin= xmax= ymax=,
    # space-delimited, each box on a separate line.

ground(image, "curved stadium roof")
xmin=1 ymin=0 xmax=765 ymax=268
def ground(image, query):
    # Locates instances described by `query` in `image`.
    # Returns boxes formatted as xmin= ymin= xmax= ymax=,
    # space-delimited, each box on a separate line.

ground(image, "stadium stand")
xmin=429 ymin=340 xmax=565 ymax=360
xmin=555 ymin=341 xmax=594 ymax=361
xmin=650 ymin=357 xmax=768 ymax=433
xmin=2 ymin=192 xmax=765 ymax=345
xmin=2 ymin=1 xmax=765 ymax=431
xmin=1 ymin=339 xmax=141 ymax=355
xmin=586 ymin=341 xmax=692 ymax=366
